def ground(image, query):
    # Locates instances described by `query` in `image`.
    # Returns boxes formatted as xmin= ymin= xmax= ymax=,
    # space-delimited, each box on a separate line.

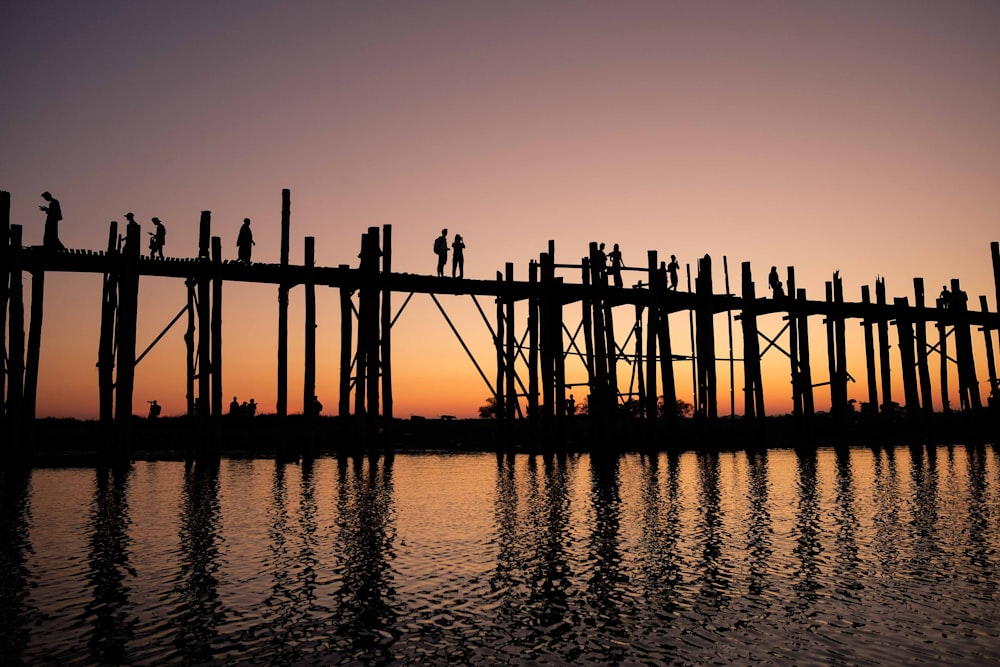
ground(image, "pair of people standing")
xmin=434 ymin=228 xmax=466 ymax=278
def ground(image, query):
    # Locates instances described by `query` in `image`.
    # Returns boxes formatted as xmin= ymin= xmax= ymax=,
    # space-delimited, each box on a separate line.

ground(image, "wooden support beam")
xmin=22 ymin=267 xmax=44 ymax=433
xmin=740 ymin=262 xmax=764 ymax=420
xmin=197 ymin=212 xmax=211 ymax=419
xmin=833 ymin=273 xmax=848 ymax=415
xmin=553 ymin=276 xmax=566 ymax=444
xmin=495 ymin=270 xmax=505 ymax=441
xmin=365 ymin=227 xmax=381 ymax=430
xmin=186 ymin=278 xmax=196 ymax=417
xmin=788 ymin=267 xmax=802 ymax=417
xmin=528 ymin=260 xmax=539 ymax=424
xmin=875 ymin=278 xmax=893 ymax=411
xmin=951 ymin=278 xmax=981 ymax=410
xmin=277 ymin=191 xmax=290 ymax=418
xmin=937 ymin=292 xmax=950 ymax=413
xmin=505 ymin=262 xmax=516 ymax=425
xmin=6 ymin=226 xmax=25 ymax=450
xmin=913 ymin=278 xmax=933 ymax=414
xmin=98 ymin=222 xmax=118 ymax=427
xmin=644 ymin=251 xmax=659 ymax=424
xmin=381 ymin=224 xmax=393 ymax=431
xmin=338 ymin=265 xmax=352 ymax=419
xmin=114 ymin=218 xmax=141 ymax=443
xmin=304 ymin=237 xmax=316 ymax=418
xmin=211 ymin=236 xmax=223 ymax=418
xmin=979 ymin=294 xmax=998 ymax=406
xmin=894 ymin=297 xmax=920 ymax=416
xmin=695 ymin=255 xmax=717 ymax=419
xmin=588 ymin=243 xmax=609 ymax=430
xmin=861 ymin=285 xmax=878 ymax=413
xmin=992 ymin=241 xmax=1000 ymax=318
xmin=797 ymin=288 xmax=815 ymax=417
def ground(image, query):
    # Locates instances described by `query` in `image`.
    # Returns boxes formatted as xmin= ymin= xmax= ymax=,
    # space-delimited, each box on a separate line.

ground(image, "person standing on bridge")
xmin=39 ymin=192 xmax=65 ymax=251
xmin=149 ymin=217 xmax=166 ymax=259
xmin=608 ymin=243 xmax=624 ymax=288
xmin=667 ymin=255 xmax=679 ymax=290
xmin=452 ymin=233 xmax=465 ymax=279
xmin=434 ymin=228 xmax=449 ymax=277
xmin=237 ymin=218 xmax=255 ymax=262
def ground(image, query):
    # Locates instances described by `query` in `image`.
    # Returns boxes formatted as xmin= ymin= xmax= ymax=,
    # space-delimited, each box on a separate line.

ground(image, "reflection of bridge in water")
xmin=3 ymin=189 xmax=1000 ymax=454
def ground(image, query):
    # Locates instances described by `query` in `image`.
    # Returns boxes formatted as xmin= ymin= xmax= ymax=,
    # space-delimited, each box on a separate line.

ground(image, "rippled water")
xmin=1 ymin=445 xmax=999 ymax=665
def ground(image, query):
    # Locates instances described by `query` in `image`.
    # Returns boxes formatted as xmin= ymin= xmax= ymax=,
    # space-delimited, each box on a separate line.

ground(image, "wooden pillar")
xmin=338 ymin=265 xmax=352 ymax=419
xmin=937 ymin=295 xmax=950 ymax=413
xmin=588 ymin=243 xmax=609 ymax=428
xmin=186 ymin=278 xmax=196 ymax=417
xmin=861 ymin=285 xmax=879 ymax=413
xmin=951 ymin=278 xmax=981 ymax=410
xmin=528 ymin=260 xmax=539 ymax=423
xmin=833 ymin=273 xmax=848 ymax=416
xmin=657 ymin=291 xmax=676 ymax=424
xmin=824 ymin=281 xmax=838 ymax=418
xmin=540 ymin=251 xmax=556 ymax=432
xmin=740 ymin=262 xmax=764 ymax=420
xmin=876 ymin=278 xmax=893 ymax=411
xmin=114 ymin=219 xmax=141 ymax=438
xmin=495 ymin=270 xmax=505 ymax=439
xmin=381 ymin=224 xmax=393 ymax=431
xmin=277 ymin=190 xmax=290 ymax=418
xmin=197 ymin=212 xmax=211 ymax=419
xmin=695 ymin=255 xmax=717 ymax=419
xmin=98 ymin=222 xmax=118 ymax=427
xmin=0 ymin=191 xmax=9 ymax=416
xmin=913 ymin=278 xmax=933 ymax=414
xmin=304 ymin=237 xmax=316 ymax=418
xmin=211 ymin=236 xmax=223 ymax=418
xmin=22 ymin=268 xmax=44 ymax=431
xmin=787 ymin=267 xmax=802 ymax=418
xmin=635 ymin=301 xmax=645 ymax=418
xmin=581 ymin=257 xmax=595 ymax=398
xmin=644 ymin=251 xmax=659 ymax=423
xmin=894 ymin=297 xmax=920 ymax=416
xmin=6 ymin=226 xmax=24 ymax=449
xmin=979 ymin=295 xmax=998 ymax=406
xmin=365 ymin=227 xmax=381 ymax=427
xmin=505 ymin=262 xmax=516 ymax=425
xmin=797 ymin=288 xmax=815 ymax=417
xmin=992 ymin=242 xmax=1000 ymax=318
xmin=354 ymin=235 xmax=368 ymax=419
xmin=553 ymin=276 xmax=566 ymax=443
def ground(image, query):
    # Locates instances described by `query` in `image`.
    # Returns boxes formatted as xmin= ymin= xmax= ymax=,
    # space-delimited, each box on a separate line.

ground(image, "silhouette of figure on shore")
xmin=452 ymin=234 xmax=465 ymax=278
xmin=148 ymin=217 xmax=166 ymax=258
xmin=229 ymin=396 xmax=240 ymax=416
xmin=566 ymin=393 xmax=576 ymax=418
xmin=147 ymin=400 xmax=161 ymax=419
xmin=939 ymin=285 xmax=951 ymax=308
xmin=768 ymin=266 xmax=784 ymax=298
xmin=39 ymin=192 xmax=65 ymax=251
xmin=312 ymin=395 xmax=323 ymax=414
xmin=247 ymin=398 xmax=257 ymax=417
xmin=237 ymin=218 xmax=255 ymax=263
xmin=667 ymin=254 xmax=679 ymax=290
xmin=608 ymin=243 xmax=624 ymax=288
xmin=434 ymin=228 xmax=449 ymax=277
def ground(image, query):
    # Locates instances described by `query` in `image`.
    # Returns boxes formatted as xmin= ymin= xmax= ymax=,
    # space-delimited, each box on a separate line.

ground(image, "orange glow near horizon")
xmin=4 ymin=3 xmax=1000 ymax=420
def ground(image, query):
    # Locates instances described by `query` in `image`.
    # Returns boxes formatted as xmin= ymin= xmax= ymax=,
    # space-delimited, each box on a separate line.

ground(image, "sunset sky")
xmin=3 ymin=1 xmax=999 ymax=419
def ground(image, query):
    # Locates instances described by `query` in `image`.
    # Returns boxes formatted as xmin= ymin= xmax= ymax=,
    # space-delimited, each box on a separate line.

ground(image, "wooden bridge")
xmin=3 ymin=189 xmax=1000 ymax=454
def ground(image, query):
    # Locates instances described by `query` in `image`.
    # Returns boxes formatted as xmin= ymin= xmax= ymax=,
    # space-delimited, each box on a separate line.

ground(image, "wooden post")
xmin=741 ymin=262 xmax=764 ymax=420
xmin=277 ymin=190 xmax=290 ymax=418
xmin=495 ymin=270 xmax=505 ymax=440
xmin=861 ymin=285 xmax=878 ymax=413
xmin=894 ymin=297 xmax=920 ymax=416
xmin=540 ymin=251 xmax=555 ymax=431
xmin=581 ymin=257 xmax=595 ymax=396
xmin=787 ymin=267 xmax=802 ymax=417
xmin=304 ymin=237 xmax=316 ymax=418
xmin=505 ymin=262 xmax=516 ymax=425
xmin=553 ymin=276 xmax=566 ymax=443
xmin=937 ymin=294 xmax=950 ymax=413
xmin=6 ymin=226 xmax=24 ymax=449
xmin=22 ymin=267 xmax=44 ymax=432
xmin=992 ymin=242 xmax=1000 ymax=318
xmin=979 ymin=295 xmax=998 ymax=406
xmin=338 ymin=265 xmax=352 ymax=419
xmin=0 ymin=192 xmax=9 ymax=416
xmin=114 ymin=219 xmax=141 ymax=441
xmin=186 ymin=278 xmax=196 ymax=417
xmin=876 ymin=278 xmax=893 ymax=411
xmin=645 ymin=251 xmax=659 ymax=424
xmin=98 ymin=222 xmax=118 ymax=427
xmin=365 ymin=227 xmax=381 ymax=430
xmin=528 ymin=260 xmax=539 ymax=424
xmin=695 ymin=255 xmax=717 ymax=419
xmin=211 ymin=236 xmax=223 ymax=418
xmin=588 ymin=243 xmax=608 ymax=428
xmin=833 ymin=273 xmax=848 ymax=416
xmin=354 ymin=234 xmax=368 ymax=419
xmin=797 ymin=288 xmax=815 ymax=417
xmin=951 ymin=278 xmax=981 ymax=410
xmin=913 ymin=278 xmax=933 ymax=414
xmin=197 ymin=212 xmax=211 ymax=420
xmin=657 ymin=290 xmax=676 ymax=425
xmin=381 ymin=224 xmax=393 ymax=433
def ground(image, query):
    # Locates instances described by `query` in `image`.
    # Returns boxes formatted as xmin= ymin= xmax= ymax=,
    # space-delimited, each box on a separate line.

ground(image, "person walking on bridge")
xmin=434 ymin=228 xmax=449 ymax=277
xmin=237 ymin=218 xmax=255 ymax=262
xmin=39 ymin=192 xmax=65 ymax=251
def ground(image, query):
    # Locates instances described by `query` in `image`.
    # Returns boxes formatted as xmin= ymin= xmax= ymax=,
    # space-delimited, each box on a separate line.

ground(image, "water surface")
xmin=1 ymin=445 xmax=998 ymax=665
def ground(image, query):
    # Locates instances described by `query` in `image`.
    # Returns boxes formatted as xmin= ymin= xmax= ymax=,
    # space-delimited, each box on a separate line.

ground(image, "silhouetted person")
xmin=596 ymin=242 xmax=608 ymax=278
xmin=312 ymin=395 xmax=323 ymax=414
xmin=247 ymin=398 xmax=257 ymax=417
xmin=567 ymin=394 xmax=576 ymax=418
xmin=434 ymin=228 xmax=449 ymax=277
xmin=237 ymin=218 xmax=255 ymax=262
xmin=122 ymin=212 xmax=139 ymax=254
xmin=39 ymin=192 xmax=65 ymax=250
xmin=147 ymin=400 xmax=161 ymax=419
xmin=667 ymin=254 xmax=679 ymax=290
xmin=148 ymin=217 xmax=166 ymax=258
xmin=452 ymin=234 xmax=465 ymax=278
xmin=608 ymin=243 xmax=624 ymax=288
xmin=939 ymin=285 xmax=950 ymax=308
xmin=768 ymin=266 xmax=784 ymax=298
xmin=229 ymin=396 xmax=240 ymax=416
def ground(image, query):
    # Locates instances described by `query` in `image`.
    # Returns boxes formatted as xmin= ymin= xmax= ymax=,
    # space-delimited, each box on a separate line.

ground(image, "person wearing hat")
xmin=39 ymin=192 xmax=65 ymax=250
xmin=149 ymin=217 xmax=166 ymax=258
